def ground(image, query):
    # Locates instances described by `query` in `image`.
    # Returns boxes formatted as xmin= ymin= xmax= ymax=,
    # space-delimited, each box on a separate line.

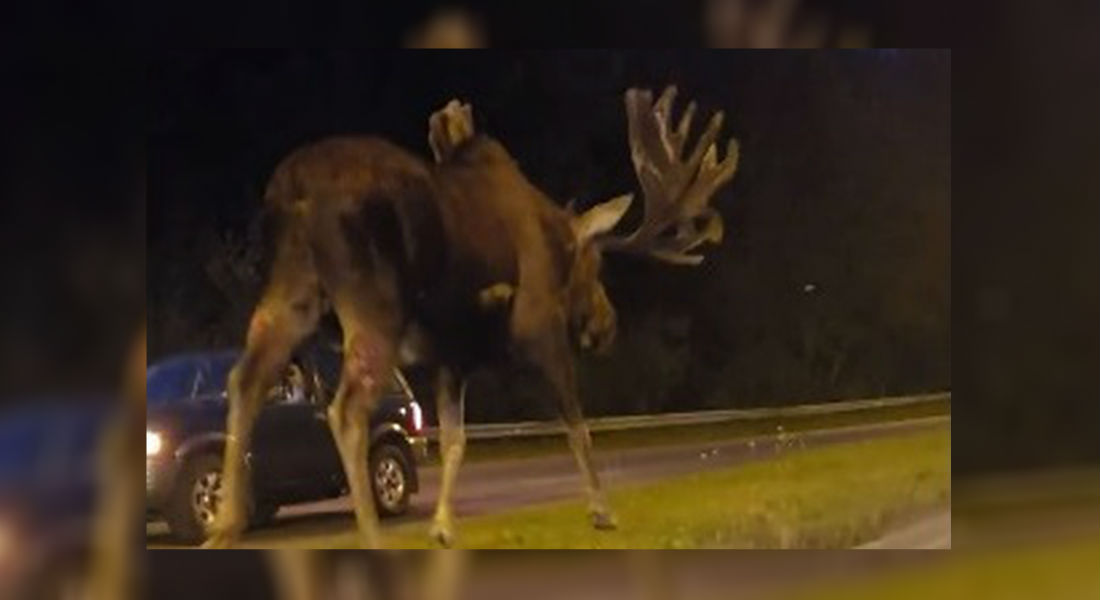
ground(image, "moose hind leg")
xmin=309 ymin=192 xmax=405 ymax=548
xmin=326 ymin=322 xmax=396 ymax=549
xmin=267 ymin=550 xmax=326 ymax=600
xmin=205 ymin=222 xmax=322 ymax=548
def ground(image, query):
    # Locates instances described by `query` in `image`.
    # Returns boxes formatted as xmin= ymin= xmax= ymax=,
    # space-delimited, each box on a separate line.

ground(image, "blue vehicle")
xmin=145 ymin=349 xmax=425 ymax=544
xmin=0 ymin=400 xmax=111 ymax=598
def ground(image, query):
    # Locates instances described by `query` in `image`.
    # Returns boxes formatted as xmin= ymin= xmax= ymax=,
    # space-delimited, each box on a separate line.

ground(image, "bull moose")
xmin=203 ymin=85 xmax=740 ymax=549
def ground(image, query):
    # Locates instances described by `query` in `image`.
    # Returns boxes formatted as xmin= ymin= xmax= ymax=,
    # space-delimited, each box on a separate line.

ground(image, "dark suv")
xmin=145 ymin=349 xmax=425 ymax=544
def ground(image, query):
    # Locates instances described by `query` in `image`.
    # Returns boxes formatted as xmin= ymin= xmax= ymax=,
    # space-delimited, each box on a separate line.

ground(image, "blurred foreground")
xmin=143 ymin=468 xmax=1098 ymax=599
xmin=135 ymin=467 xmax=1100 ymax=599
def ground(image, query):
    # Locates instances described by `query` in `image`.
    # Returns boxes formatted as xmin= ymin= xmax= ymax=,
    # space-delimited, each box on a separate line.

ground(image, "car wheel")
xmin=165 ymin=454 xmax=273 ymax=543
xmin=370 ymin=444 xmax=411 ymax=516
xmin=164 ymin=453 xmax=225 ymax=545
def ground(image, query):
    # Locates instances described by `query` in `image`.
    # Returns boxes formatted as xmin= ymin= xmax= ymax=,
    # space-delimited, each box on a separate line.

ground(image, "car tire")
xmin=370 ymin=444 xmax=412 ymax=517
xmin=164 ymin=453 xmax=225 ymax=545
xmin=164 ymin=453 xmax=268 ymax=545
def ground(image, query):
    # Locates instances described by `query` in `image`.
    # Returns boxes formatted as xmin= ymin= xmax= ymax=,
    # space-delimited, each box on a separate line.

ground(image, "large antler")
xmin=600 ymin=85 xmax=740 ymax=265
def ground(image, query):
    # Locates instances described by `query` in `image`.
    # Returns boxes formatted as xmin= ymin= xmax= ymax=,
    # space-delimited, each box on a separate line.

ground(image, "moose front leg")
xmin=560 ymin=393 xmax=617 ymax=530
xmin=429 ymin=367 xmax=466 ymax=547
xmin=523 ymin=322 xmax=617 ymax=531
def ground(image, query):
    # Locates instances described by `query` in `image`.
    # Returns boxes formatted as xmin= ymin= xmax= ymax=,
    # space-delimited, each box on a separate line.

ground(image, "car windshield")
xmin=147 ymin=352 xmax=238 ymax=407
xmin=146 ymin=349 xmax=409 ymax=407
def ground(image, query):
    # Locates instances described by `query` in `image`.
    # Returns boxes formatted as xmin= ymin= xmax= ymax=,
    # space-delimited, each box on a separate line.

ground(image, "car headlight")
xmin=146 ymin=431 xmax=163 ymax=457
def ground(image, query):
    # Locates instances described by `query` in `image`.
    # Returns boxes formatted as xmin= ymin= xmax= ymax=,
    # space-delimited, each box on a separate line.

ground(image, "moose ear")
xmin=572 ymin=194 xmax=633 ymax=242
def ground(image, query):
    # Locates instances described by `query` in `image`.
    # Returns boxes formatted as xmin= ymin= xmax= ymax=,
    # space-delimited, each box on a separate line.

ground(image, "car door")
xmin=249 ymin=365 xmax=341 ymax=497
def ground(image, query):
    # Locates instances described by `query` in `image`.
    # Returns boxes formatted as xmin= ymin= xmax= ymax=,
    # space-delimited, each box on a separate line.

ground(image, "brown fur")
xmin=204 ymin=130 xmax=619 ymax=549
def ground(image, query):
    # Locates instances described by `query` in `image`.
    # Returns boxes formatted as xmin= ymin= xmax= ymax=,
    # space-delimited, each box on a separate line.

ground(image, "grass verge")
xmin=426 ymin=397 xmax=949 ymax=466
xmin=380 ymin=425 xmax=949 ymax=549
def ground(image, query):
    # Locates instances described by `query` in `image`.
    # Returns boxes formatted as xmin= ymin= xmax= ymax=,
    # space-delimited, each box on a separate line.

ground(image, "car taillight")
xmin=409 ymin=400 xmax=423 ymax=434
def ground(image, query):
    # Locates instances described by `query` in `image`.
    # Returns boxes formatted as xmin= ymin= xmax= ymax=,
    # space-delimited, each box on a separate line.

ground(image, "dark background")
xmin=3 ymin=0 xmax=954 ymax=47
xmin=148 ymin=51 xmax=950 ymax=424
xmin=0 ymin=54 xmax=145 ymax=399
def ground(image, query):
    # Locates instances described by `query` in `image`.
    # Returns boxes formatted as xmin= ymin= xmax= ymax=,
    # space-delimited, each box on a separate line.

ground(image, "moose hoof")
xmin=201 ymin=532 xmax=234 ymax=549
xmin=590 ymin=509 xmax=618 ymax=531
xmin=356 ymin=534 xmax=384 ymax=550
xmin=429 ymin=520 xmax=455 ymax=548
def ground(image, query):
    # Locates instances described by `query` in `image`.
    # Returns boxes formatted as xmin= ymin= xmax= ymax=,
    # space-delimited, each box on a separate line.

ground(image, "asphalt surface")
xmin=146 ymin=415 xmax=949 ymax=548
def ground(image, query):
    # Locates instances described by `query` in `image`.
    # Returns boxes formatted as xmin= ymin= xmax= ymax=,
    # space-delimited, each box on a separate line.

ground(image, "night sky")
xmin=149 ymin=50 xmax=949 ymax=422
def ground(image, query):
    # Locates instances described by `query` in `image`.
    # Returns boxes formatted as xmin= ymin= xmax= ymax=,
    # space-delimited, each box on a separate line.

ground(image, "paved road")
xmin=146 ymin=416 xmax=949 ymax=548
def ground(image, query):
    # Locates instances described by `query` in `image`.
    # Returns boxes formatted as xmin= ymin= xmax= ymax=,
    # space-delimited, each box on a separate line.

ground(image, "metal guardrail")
xmin=424 ymin=391 xmax=950 ymax=440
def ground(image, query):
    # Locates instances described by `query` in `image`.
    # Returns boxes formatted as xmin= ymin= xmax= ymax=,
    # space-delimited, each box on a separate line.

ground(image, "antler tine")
xmin=686 ymin=110 xmax=726 ymax=175
xmin=652 ymin=86 xmax=678 ymax=159
xmin=654 ymin=85 xmax=699 ymax=163
xmin=672 ymin=100 xmax=697 ymax=158
xmin=601 ymin=85 xmax=740 ymax=266
xmin=685 ymin=134 xmax=740 ymax=214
